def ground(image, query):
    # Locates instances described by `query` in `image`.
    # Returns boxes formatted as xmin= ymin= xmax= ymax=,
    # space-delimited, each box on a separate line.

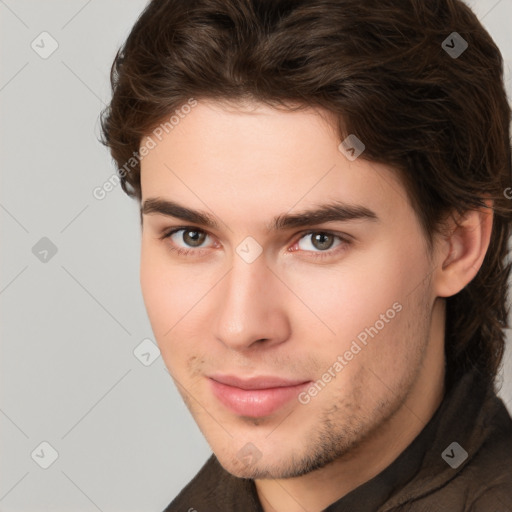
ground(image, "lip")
xmin=209 ymin=374 xmax=310 ymax=390
xmin=208 ymin=375 xmax=311 ymax=418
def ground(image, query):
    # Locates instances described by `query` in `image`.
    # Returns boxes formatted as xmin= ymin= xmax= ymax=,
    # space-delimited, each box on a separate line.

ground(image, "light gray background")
xmin=1 ymin=1 xmax=511 ymax=511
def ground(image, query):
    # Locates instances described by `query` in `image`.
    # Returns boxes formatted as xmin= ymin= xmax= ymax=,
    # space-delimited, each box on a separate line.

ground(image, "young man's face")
xmin=139 ymin=100 xmax=444 ymax=479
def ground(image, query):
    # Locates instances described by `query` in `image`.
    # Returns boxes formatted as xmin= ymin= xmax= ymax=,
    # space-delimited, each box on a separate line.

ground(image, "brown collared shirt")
xmin=163 ymin=368 xmax=512 ymax=511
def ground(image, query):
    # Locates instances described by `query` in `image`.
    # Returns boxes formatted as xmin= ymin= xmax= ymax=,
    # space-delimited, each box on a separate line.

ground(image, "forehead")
xmin=139 ymin=100 xmax=410 ymax=230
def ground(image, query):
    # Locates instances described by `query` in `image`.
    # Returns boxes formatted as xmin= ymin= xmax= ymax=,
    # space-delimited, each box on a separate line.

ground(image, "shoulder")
xmin=162 ymin=455 xmax=260 ymax=512
xmin=454 ymin=395 xmax=512 ymax=508
xmin=162 ymin=455 xmax=223 ymax=512
xmin=466 ymin=483 xmax=512 ymax=511
xmin=385 ymin=391 xmax=512 ymax=512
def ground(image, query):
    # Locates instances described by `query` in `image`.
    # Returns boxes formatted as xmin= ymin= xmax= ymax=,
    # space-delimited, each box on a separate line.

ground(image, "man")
xmin=100 ymin=0 xmax=512 ymax=510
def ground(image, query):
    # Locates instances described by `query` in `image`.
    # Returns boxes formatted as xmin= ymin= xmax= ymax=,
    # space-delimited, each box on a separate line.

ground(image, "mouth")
xmin=208 ymin=374 xmax=312 ymax=418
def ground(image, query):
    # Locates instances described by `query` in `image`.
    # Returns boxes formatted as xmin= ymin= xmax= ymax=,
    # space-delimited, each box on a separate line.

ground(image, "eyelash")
xmin=159 ymin=227 xmax=352 ymax=260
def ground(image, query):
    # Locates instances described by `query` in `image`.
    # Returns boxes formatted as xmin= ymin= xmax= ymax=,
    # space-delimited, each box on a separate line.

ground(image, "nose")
xmin=212 ymin=255 xmax=291 ymax=352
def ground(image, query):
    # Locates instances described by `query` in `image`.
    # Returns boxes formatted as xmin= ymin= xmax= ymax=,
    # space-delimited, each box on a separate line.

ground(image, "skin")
xmin=138 ymin=99 xmax=493 ymax=512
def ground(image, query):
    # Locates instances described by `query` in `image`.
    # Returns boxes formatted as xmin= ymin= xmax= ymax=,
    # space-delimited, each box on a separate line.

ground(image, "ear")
xmin=433 ymin=200 xmax=494 ymax=298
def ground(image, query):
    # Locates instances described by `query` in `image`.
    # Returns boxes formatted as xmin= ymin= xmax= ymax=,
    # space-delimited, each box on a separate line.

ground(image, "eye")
xmin=171 ymin=228 xmax=209 ymax=248
xmin=292 ymin=231 xmax=350 ymax=259
xmin=161 ymin=227 xmax=213 ymax=255
xmin=160 ymin=227 xmax=351 ymax=259
xmin=297 ymin=232 xmax=340 ymax=251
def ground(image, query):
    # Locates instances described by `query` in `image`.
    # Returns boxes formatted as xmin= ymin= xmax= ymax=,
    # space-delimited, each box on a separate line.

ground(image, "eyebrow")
xmin=141 ymin=198 xmax=379 ymax=231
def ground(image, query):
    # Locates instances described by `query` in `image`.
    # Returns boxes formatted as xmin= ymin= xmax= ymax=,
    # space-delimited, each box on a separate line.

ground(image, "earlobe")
xmin=434 ymin=200 xmax=494 ymax=298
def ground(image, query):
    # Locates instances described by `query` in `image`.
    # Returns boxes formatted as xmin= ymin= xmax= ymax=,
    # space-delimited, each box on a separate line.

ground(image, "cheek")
xmin=140 ymin=249 xmax=188 ymax=375
xmin=140 ymin=241 xmax=214 ymax=368
xmin=140 ymin=245 xmax=165 ymax=328
xmin=140 ymin=241 xmax=185 ymax=337
xmin=285 ymin=242 xmax=423 ymax=356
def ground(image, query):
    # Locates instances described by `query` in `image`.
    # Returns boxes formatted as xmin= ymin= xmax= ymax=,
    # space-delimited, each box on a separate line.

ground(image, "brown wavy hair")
xmin=99 ymin=0 xmax=512 ymax=391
